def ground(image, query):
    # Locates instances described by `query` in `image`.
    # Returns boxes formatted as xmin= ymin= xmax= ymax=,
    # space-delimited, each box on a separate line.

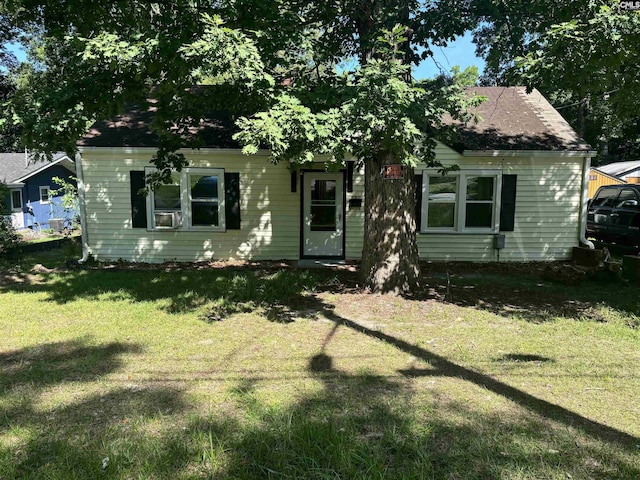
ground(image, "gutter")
xmin=462 ymin=150 xmax=598 ymax=158
xmin=75 ymin=151 xmax=91 ymax=263
xmin=579 ymin=155 xmax=595 ymax=250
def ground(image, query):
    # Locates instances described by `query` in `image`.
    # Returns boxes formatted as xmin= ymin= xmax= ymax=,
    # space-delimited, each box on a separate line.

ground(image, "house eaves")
xmin=13 ymin=155 xmax=75 ymax=183
xmin=462 ymin=150 xmax=596 ymax=158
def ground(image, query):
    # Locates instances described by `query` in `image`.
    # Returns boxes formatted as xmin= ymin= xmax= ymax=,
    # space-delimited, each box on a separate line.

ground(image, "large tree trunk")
xmin=361 ymin=150 xmax=420 ymax=294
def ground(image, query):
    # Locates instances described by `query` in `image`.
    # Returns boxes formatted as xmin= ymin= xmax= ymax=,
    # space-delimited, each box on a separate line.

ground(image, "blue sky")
xmin=6 ymin=42 xmax=26 ymax=61
xmin=6 ymin=32 xmax=485 ymax=80
xmin=414 ymin=31 xmax=485 ymax=79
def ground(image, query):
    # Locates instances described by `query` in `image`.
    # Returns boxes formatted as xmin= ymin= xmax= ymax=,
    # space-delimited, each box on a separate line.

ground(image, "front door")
xmin=9 ymin=189 xmax=24 ymax=229
xmin=302 ymin=172 xmax=344 ymax=258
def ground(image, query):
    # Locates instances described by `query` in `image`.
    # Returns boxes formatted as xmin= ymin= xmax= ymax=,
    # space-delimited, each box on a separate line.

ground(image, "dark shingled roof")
xmin=0 ymin=152 xmax=74 ymax=184
xmin=452 ymin=87 xmax=591 ymax=152
xmin=78 ymin=87 xmax=591 ymax=152
xmin=78 ymin=102 xmax=239 ymax=149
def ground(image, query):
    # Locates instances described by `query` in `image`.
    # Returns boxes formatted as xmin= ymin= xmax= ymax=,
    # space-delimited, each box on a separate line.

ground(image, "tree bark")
xmin=360 ymin=150 xmax=420 ymax=294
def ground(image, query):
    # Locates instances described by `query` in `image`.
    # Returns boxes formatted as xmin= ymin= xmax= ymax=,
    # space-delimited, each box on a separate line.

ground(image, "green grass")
xmin=0 ymin=250 xmax=639 ymax=479
xmin=16 ymin=231 xmax=81 ymax=245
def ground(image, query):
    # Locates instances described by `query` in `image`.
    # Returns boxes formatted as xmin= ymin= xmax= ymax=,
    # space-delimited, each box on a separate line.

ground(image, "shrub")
xmin=0 ymin=183 xmax=20 ymax=253
xmin=51 ymin=176 xmax=80 ymax=230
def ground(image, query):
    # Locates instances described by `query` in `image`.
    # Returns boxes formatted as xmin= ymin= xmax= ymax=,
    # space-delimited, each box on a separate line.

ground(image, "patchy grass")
xmin=0 ymin=251 xmax=639 ymax=479
xmin=15 ymin=228 xmax=79 ymax=245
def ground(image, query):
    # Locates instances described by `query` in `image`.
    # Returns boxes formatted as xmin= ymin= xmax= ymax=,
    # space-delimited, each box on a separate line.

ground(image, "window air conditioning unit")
xmin=155 ymin=211 xmax=181 ymax=228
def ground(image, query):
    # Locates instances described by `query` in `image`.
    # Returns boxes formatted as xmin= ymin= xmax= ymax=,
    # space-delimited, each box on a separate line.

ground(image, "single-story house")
xmin=76 ymin=86 xmax=595 ymax=263
xmin=588 ymin=167 xmax=626 ymax=198
xmin=1 ymin=152 xmax=77 ymax=230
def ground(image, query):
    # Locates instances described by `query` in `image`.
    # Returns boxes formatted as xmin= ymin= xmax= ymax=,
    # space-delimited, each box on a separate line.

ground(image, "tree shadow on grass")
xmin=0 ymin=317 xmax=637 ymax=478
xmin=159 ymin=345 xmax=640 ymax=479
xmin=198 ymin=290 xmax=639 ymax=477
xmin=1 ymin=264 xmax=639 ymax=477
xmin=0 ymin=337 xmax=188 ymax=479
xmin=320 ymin=310 xmax=638 ymax=449
xmin=0 ymin=338 xmax=143 ymax=390
xmin=5 ymin=259 xmax=636 ymax=325
xmin=0 ymin=264 xmax=349 ymax=317
xmin=423 ymin=270 xmax=640 ymax=324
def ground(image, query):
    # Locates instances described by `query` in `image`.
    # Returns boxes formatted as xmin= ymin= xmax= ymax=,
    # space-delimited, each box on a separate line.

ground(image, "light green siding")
xmin=81 ymin=143 xmax=586 ymax=263
xmin=345 ymin=163 xmax=365 ymax=259
xmin=81 ymin=149 xmax=300 ymax=262
xmin=414 ymin=153 xmax=583 ymax=262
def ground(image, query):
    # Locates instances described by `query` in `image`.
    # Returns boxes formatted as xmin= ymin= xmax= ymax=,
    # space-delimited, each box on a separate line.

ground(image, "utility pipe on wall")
xmin=579 ymin=154 xmax=595 ymax=250
xmin=75 ymin=151 xmax=90 ymax=263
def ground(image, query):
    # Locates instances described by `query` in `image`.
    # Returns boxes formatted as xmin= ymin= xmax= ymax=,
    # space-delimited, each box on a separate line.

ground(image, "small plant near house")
xmin=50 ymin=176 xmax=80 ymax=232
xmin=0 ymin=183 xmax=20 ymax=253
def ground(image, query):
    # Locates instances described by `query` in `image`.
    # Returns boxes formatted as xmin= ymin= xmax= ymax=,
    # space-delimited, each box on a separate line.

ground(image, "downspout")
xmin=579 ymin=154 xmax=595 ymax=249
xmin=75 ymin=151 xmax=91 ymax=263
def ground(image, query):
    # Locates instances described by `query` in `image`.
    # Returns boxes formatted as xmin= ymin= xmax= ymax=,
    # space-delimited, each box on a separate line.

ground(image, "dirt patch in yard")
xmin=0 ymin=257 xmax=629 ymax=325
xmin=419 ymin=262 xmax=611 ymax=323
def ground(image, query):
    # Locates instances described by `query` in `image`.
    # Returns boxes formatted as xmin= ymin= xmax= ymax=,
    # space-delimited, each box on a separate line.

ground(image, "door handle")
xmin=611 ymin=213 xmax=619 ymax=217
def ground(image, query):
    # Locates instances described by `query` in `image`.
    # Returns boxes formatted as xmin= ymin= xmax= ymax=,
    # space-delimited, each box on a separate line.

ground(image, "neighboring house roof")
xmin=0 ymin=152 xmax=75 ymax=184
xmin=596 ymin=160 xmax=640 ymax=178
xmin=590 ymin=167 xmax=626 ymax=183
xmin=78 ymin=86 xmax=591 ymax=152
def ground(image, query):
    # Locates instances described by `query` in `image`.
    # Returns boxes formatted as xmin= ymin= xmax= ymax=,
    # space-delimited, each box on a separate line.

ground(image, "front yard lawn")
xmin=0 ymin=251 xmax=638 ymax=479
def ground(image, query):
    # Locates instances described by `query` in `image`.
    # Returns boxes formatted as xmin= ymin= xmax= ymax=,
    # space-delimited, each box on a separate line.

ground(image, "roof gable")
xmin=590 ymin=168 xmax=627 ymax=183
xmin=0 ymin=152 xmax=75 ymax=184
xmin=450 ymin=87 xmax=591 ymax=152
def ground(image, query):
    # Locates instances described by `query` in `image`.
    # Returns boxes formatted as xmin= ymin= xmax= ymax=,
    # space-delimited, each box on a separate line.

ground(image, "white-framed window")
xmin=421 ymin=170 xmax=501 ymax=233
xmin=146 ymin=168 xmax=225 ymax=231
xmin=10 ymin=190 xmax=23 ymax=212
xmin=39 ymin=186 xmax=50 ymax=204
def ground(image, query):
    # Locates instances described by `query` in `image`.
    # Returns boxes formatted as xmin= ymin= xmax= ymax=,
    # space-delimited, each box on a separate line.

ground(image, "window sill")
xmin=419 ymin=230 xmax=499 ymax=235
xmin=147 ymin=227 xmax=226 ymax=233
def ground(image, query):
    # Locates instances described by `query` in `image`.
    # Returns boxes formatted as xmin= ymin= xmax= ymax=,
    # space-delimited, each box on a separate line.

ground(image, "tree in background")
xmin=1 ymin=1 xmax=483 ymax=293
xmin=472 ymin=1 xmax=640 ymax=163
xmin=0 ymin=14 xmax=23 ymax=151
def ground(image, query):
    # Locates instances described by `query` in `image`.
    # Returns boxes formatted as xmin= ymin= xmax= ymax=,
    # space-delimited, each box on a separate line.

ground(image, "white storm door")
xmin=10 ymin=190 xmax=24 ymax=229
xmin=302 ymin=172 xmax=344 ymax=257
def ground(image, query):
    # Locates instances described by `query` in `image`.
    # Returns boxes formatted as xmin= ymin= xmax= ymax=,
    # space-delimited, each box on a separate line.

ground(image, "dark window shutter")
xmin=225 ymin=172 xmax=241 ymax=230
xmin=500 ymin=174 xmax=517 ymax=232
xmin=415 ymin=174 xmax=423 ymax=232
xmin=290 ymin=171 xmax=297 ymax=193
xmin=347 ymin=161 xmax=354 ymax=193
xmin=130 ymin=171 xmax=147 ymax=229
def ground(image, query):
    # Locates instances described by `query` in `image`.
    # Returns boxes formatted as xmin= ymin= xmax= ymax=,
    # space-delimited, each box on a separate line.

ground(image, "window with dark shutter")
xmin=415 ymin=174 xmax=422 ymax=232
xmin=499 ymin=174 xmax=517 ymax=232
xmin=224 ymin=172 xmax=241 ymax=230
xmin=130 ymin=171 xmax=148 ymax=229
xmin=347 ymin=161 xmax=355 ymax=193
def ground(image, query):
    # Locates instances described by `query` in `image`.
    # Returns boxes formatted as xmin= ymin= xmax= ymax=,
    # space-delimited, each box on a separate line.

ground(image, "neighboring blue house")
xmin=0 ymin=152 xmax=77 ymax=231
